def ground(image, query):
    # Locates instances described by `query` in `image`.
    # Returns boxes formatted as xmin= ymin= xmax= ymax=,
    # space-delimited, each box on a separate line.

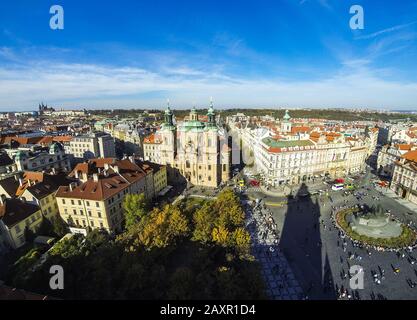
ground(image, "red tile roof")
xmin=58 ymin=159 xmax=147 ymax=201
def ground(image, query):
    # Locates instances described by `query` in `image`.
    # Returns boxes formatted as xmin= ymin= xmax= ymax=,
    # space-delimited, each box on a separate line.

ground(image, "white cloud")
xmin=355 ymin=21 xmax=417 ymax=40
xmin=0 ymin=57 xmax=417 ymax=111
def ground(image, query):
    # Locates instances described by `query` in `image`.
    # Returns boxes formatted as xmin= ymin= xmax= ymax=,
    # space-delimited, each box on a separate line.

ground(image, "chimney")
xmin=75 ymin=170 xmax=79 ymax=179
xmin=51 ymin=167 xmax=56 ymax=175
xmin=82 ymin=172 xmax=88 ymax=181
xmin=129 ymin=156 xmax=135 ymax=164
xmin=0 ymin=194 xmax=6 ymax=206
xmin=104 ymin=163 xmax=109 ymax=170
xmin=69 ymin=182 xmax=77 ymax=191
xmin=93 ymin=174 xmax=99 ymax=182
xmin=27 ymin=179 xmax=32 ymax=187
xmin=19 ymin=178 xmax=24 ymax=187
xmin=114 ymin=165 xmax=119 ymax=174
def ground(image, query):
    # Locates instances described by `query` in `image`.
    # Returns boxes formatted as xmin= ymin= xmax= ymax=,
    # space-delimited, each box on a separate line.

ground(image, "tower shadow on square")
xmin=279 ymin=183 xmax=336 ymax=299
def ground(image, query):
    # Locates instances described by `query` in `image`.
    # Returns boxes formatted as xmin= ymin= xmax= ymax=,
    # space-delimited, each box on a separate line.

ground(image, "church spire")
xmin=207 ymin=97 xmax=216 ymax=127
xmin=164 ymin=99 xmax=174 ymax=126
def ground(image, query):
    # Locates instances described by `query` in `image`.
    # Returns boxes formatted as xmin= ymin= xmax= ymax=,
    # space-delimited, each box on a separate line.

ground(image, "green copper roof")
xmin=181 ymin=120 xmax=205 ymax=129
xmin=161 ymin=123 xmax=176 ymax=131
xmin=283 ymin=110 xmax=291 ymax=121
xmin=262 ymin=137 xmax=314 ymax=148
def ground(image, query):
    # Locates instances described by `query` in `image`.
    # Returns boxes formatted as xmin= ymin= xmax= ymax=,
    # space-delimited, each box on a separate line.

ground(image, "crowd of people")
xmin=244 ymin=199 xmax=304 ymax=299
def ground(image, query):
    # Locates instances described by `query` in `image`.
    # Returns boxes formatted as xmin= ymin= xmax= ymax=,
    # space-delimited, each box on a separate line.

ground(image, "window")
xmin=88 ymin=211 xmax=92 ymax=217
xmin=100 ymin=222 xmax=104 ymax=228
xmin=91 ymin=221 xmax=95 ymax=227
xmin=96 ymin=202 xmax=100 ymax=208
xmin=97 ymin=212 xmax=102 ymax=218
xmin=15 ymin=225 xmax=21 ymax=233
xmin=86 ymin=201 xmax=90 ymax=207
xmin=62 ymin=199 xmax=66 ymax=204
xmin=78 ymin=200 xmax=82 ymax=205
xmin=71 ymin=200 xmax=75 ymax=205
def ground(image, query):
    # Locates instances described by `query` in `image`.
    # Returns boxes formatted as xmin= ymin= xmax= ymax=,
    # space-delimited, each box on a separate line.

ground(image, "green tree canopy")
xmin=122 ymin=193 xmax=150 ymax=230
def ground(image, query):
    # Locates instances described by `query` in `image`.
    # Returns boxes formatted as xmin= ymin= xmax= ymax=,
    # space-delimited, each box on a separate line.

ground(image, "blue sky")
xmin=1 ymin=0 xmax=417 ymax=111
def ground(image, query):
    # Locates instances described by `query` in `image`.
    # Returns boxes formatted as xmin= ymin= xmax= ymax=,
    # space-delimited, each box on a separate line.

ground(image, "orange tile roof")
xmin=53 ymin=136 xmax=73 ymax=143
xmin=143 ymin=133 xmax=161 ymax=144
xmin=56 ymin=163 xmax=147 ymax=201
xmin=394 ymin=144 xmax=415 ymax=151
xmin=402 ymin=150 xmax=417 ymax=162
xmin=38 ymin=136 xmax=54 ymax=145
xmin=0 ymin=136 xmax=43 ymax=146
xmin=291 ymin=126 xmax=311 ymax=134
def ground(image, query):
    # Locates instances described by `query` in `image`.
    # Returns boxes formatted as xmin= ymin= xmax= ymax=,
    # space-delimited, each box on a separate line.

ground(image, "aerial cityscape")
xmin=0 ymin=0 xmax=417 ymax=308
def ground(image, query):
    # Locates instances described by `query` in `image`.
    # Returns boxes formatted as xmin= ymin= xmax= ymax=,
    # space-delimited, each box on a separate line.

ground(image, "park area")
xmin=4 ymin=189 xmax=266 ymax=300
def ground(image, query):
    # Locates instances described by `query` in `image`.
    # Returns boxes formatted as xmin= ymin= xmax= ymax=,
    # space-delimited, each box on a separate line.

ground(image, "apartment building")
xmin=8 ymin=143 xmax=71 ymax=173
xmin=232 ymin=110 xmax=370 ymax=187
xmin=390 ymin=150 xmax=417 ymax=205
xmin=0 ymin=152 xmax=16 ymax=179
xmin=0 ymin=197 xmax=43 ymax=251
xmin=377 ymin=144 xmax=416 ymax=177
xmin=55 ymin=158 xmax=163 ymax=233
xmin=69 ymin=132 xmax=115 ymax=160
xmin=0 ymin=171 xmax=74 ymax=220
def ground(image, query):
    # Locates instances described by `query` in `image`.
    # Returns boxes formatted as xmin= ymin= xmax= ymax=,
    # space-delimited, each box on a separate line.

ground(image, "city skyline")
xmin=1 ymin=0 xmax=417 ymax=110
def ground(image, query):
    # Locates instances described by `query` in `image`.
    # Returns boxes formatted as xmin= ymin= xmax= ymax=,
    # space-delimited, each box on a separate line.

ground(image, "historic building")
xmin=55 ymin=157 xmax=167 ymax=233
xmin=377 ymin=144 xmax=416 ymax=177
xmin=390 ymin=150 xmax=417 ymax=205
xmin=230 ymin=110 xmax=371 ymax=186
xmin=0 ymin=197 xmax=43 ymax=251
xmin=10 ymin=143 xmax=71 ymax=173
xmin=144 ymin=103 xmax=230 ymax=188
xmin=69 ymin=132 xmax=116 ymax=161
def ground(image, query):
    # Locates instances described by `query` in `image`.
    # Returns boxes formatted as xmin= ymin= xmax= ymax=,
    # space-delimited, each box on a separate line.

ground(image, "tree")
xmin=51 ymin=216 xmax=69 ymax=237
xmin=192 ymin=203 xmax=215 ymax=243
xmin=123 ymin=193 xmax=149 ymax=230
xmin=232 ymin=227 xmax=251 ymax=255
xmin=120 ymin=204 xmax=189 ymax=250
xmin=36 ymin=217 xmax=54 ymax=237
xmin=212 ymin=225 xmax=230 ymax=247
xmin=167 ymin=267 xmax=195 ymax=299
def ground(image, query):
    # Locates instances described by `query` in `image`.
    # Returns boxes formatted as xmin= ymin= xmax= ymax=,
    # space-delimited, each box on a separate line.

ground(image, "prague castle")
xmin=143 ymin=102 xmax=230 ymax=188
